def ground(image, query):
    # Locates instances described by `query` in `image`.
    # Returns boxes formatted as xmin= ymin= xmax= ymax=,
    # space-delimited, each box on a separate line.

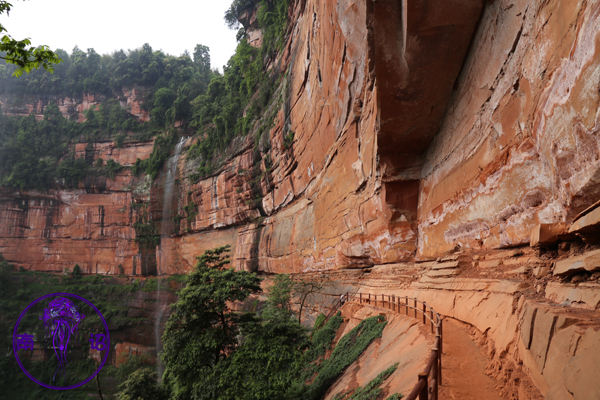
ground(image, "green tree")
xmin=224 ymin=0 xmax=256 ymax=29
xmin=116 ymin=368 xmax=168 ymax=400
xmin=218 ymin=273 xmax=310 ymax=400
xmin=0 ymin=1 xmax=61 ymax=76
xmin=161 ymin=245 xmax=262 ymax=400
xmin=193 ymin=44 xmax=211 ymax=76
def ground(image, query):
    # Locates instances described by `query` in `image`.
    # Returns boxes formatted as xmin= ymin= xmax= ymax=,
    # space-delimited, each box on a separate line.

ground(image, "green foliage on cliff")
xmin=179 ymin=0 xmax=290 ymax=176
xmin=0 ymin=42 xmax=214 ymax=189
xmin=0 ymin=0 xmax=292 ymax=190
xmin=0 ymin=101 xmax=132 ymax=190
xmin=132 ymin=129 xmax=179 ymax=179
xmin=287 ymin=315 xmax=388 ymax=400
xmin=0 ymin=42 xmax=213 ymax=135
xmin=304 ymin=312 xmax=344 ymax=364
xmin=161 ymin=245 xmax=264 ymax=399
xmin=331 ymin=363 xmax=401 ymax=400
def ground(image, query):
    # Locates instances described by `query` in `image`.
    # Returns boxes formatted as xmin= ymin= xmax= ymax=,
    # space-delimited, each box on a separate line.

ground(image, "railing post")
xmin=414 ymin=298 xmax=417 ymax=318
xmin=360 ymin=293 xmax=362 ymax=304
xmin=405 ymin=296 xmax=408 ymax=315
xmin=439 ymin=319 xmax=443 ymax=354
xmin=418 ymin=373 xmax=429 ymax=400
xmin=369 ymin=293 xmax=371 ymax=304
xmin=422 ymin=302 xmax=426 ymax=325
xmin=439 ymin=319 xmax=443 ymax=385
xmin=432 ymin=348 xmax=438 ymax=399
xmin=430 ymin=309 xmax=434 ymax=333
xmin=392 ymin=295 xmax=395 ymax=312
xmin=436 ymin=335 xmax=442 ymax=386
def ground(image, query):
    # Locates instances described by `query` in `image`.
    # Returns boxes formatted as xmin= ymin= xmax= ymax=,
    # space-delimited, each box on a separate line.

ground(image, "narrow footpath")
xmin=438 ymin=318 xmax=503 ymax=400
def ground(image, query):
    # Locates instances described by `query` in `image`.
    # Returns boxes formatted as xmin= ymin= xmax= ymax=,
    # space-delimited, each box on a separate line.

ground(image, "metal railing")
xmin=327 ymin=293 xmax=443 ymax=400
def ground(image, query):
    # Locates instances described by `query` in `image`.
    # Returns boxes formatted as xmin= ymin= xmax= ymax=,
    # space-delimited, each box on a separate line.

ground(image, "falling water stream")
xmin=155 ymin=136 xmax=185 ymax=379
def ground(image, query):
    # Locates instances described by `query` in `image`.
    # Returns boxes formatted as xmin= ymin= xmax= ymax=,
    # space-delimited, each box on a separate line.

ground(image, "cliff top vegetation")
xmin=0 ymin=0 xmax=290 ymax=191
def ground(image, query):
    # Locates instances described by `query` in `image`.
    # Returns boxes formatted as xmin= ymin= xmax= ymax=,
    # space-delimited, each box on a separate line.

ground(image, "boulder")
xmin=530 ymin=223 xmax=567 ymax=247
xmin=569 ymin=205 xmax=600 ymax=242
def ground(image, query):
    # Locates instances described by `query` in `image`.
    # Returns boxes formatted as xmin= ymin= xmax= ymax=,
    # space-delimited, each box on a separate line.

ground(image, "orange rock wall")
xmin=0 ymin=140 xmax=155 ymax=274
xmin=419 ymin=0 xmax=600 ymax=257
xmin=151 ymin=0 xmax=419 ymax=275
xmin=0 ymin=86 xmax=149 ymax=122
xmin=3 ymin=0 xmax=600 ymax=274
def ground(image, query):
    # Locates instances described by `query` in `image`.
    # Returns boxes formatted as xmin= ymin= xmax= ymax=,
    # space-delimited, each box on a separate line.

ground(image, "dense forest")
xmin=0 ymin=0 xmax=289 ymax=190
xmin=0 ymin=248 xmax=401 ymax=400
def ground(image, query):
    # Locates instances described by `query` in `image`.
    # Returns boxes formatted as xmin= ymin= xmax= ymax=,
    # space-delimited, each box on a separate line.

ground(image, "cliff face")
xmin=0 ymin=139 xmax=154 ymax=275
xmin=157 ymin=0 xmax=485 ymax=275
xmin=419 ymin=0 xmax=600 ymax=257
xmin=0 ymin=86 xmax=149 ymax=122
xmin=3 ymin=0 xmax=600 ymax=274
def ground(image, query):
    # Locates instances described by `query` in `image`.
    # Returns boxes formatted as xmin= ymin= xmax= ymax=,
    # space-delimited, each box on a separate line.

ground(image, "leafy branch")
xmin=0 ymin=1 xmax=62 ymax=77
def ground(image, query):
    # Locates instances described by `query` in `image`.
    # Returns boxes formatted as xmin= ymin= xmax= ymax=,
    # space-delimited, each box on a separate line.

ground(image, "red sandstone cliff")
xmin=4 ymin=0 xmax=600 ymax=276
xmin=2 ymin=1 xmax=600 ymax=398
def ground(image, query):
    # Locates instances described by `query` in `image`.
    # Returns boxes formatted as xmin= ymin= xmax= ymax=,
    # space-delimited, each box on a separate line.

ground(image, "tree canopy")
xmin=160 ymin=246 xmax=263 ymax=399
xmin=157 ymin=247 xmax=312 ymax=400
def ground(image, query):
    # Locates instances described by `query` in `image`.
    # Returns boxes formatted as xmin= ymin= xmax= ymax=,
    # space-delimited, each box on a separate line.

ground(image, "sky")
xmin=0 ymin=0 xmax=239 ymax=71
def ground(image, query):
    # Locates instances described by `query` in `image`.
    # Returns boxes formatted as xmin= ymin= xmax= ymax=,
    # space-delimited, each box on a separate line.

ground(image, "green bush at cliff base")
xmin=116 ymin=368 xmax=169 ymax=400
xmin=304 ymin=311 xmax=343 ymax=364
xmin=332 ymin=363 xmax=401 ymax=400
xmin=386 ymin=394 xmax=404 ymax=400
xmin=0 ymin=258 xmax=156 ymax=399
xmin=287 ymin=315 xmax=388 ymax=400
xmin=312 ymin=313 xmax=326 ymax=331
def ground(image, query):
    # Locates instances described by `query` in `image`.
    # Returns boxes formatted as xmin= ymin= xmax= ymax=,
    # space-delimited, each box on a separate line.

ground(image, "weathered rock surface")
xmin=531 ymin=223 xmax=567 ymax=247
xmin=545 ymin=281 xmax=600 ymax=309
xmin=419 ymin=0 xmax=600 ymax=256
xmin=553 ymin=249 xmax=600 ymax=276
xmin=0 ymin=140 xmax=155 ymax=274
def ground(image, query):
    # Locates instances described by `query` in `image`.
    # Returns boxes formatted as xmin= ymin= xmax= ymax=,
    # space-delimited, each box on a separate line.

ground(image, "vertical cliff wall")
xmin=156 ymin=0 xmax=485 ymax=275
xmin=2 ymin=0 xmax=599 ymax=275
xmin=419 ymin=0 xmax=600 ymax=257
xmin=0 ymin=139 xmax=155 ymax=275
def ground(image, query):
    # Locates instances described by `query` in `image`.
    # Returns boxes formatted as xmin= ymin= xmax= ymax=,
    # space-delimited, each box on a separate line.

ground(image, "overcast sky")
xmin=0 ymin=0 xmax=239 ymax=71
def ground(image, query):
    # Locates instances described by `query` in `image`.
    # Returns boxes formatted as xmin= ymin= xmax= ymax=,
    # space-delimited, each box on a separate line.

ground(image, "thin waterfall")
xmin=155 ymin=136 xmax=185 ymax=379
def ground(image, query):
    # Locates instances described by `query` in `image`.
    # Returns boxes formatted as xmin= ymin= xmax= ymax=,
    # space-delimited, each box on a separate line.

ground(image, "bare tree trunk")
xmin=95 ymin=371 xmax=104 ymax=400
xmin=298 ymin=292 xmax=309 ymax=324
